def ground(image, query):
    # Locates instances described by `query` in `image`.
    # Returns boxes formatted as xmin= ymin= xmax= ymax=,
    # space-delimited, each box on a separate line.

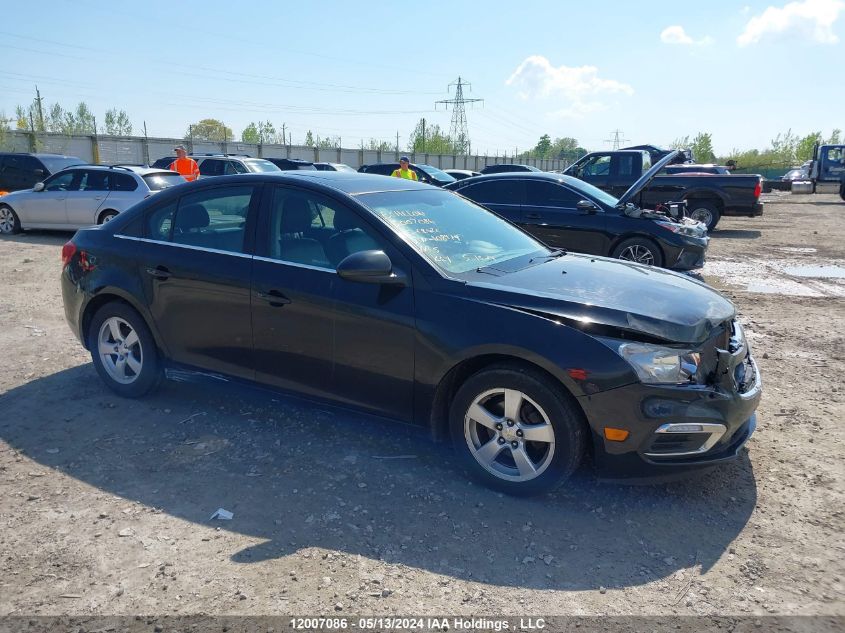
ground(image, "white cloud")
xmin=660 ymin=25 xmax=714 ymax=45
xmin=738 ymin=0 xmax=845 ymax=46
xmin=549 ymin=102 xmax=609 ymax=120
xmin=506 ymin=56 xmax=634 ymax=100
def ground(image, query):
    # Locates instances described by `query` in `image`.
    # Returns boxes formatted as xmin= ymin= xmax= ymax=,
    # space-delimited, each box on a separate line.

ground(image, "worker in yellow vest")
xmin=391 ymin=156 xmax=418 ymax=180
xmin=168 ymin=145 xmax=200 ymax=182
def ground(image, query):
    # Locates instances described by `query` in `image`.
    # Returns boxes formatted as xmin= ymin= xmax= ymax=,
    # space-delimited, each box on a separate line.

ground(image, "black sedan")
xmin=61 ymin=171 xmax=759 ymax=495
xmin=446 ymin=152 xmax=709 ymax=270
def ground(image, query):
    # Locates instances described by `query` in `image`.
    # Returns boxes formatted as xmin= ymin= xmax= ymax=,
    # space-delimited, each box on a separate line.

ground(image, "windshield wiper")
xmin=530 ymin=248 xmax=566 ymax=263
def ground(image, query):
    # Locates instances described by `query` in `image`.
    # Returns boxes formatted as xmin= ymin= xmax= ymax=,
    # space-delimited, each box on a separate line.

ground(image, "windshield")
xmin=244 ymin=159 xmax=281 ymax=173
xmin=560 ymin=175 xmax=620 ymax=207
xmin=38 ymin=156 xmax=85 ymax=173
xmin=358 ymin=189 xmax=550 ymax=274
xmin=418 ymin=164 xmax=457 ymax=183
xmin=143 ymin=173 xmax=185 ymax=191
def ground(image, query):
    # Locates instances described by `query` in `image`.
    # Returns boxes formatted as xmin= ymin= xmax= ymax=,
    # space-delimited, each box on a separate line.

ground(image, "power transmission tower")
xmin=435 ymin=77 xmax=482 ymax=155
xmin=604 ymin=129 xmax=629 ymax=150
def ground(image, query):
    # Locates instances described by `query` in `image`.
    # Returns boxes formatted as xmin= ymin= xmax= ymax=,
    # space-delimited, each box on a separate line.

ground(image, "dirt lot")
xmin=0 ymin=193 xmax=843 ymax=618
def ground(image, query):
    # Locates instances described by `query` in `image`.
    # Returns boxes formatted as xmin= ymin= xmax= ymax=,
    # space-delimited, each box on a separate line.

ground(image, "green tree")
xmin=769 ymin=129 xmax=797 ymax=164
xmin=796 ymin=132 xmax=823 ymax=162
xmin=366 ymin=138 xmax=393 ymax=152
xmin=828 ymin=128 xmax=842 ymax=145
xmin=408 ymin=118 xmax=456 ymax=154
xmin=242 ymin=120 xmax=277 ymax=144
xmin=534 ymin=134 xmax=552 ymax=158
xmin=549 ymin=136 xmax=587 ymax=161
xmin=689 ymin=132 xmax=715 ymax=163
xmin=670 ymin=136 xmax=691 ymax=150
xmin=304 ymin=130 xmax=315 ymax=146
xmin=186 ymin=118 xmax=233 ymax=142
xmin=103 ymin=108 xmax=132 ymax=136
xmin=241 ymin=122 xmax=260 ymax=144
xmin=317 ymin=135 xmax=340 ymax=149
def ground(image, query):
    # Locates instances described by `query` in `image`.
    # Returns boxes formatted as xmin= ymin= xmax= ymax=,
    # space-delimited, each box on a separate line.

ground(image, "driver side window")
xmin=44 ymin=171 xmax=80 ymax=192
xmin=582 ymin=155 xmax=611 ymax=177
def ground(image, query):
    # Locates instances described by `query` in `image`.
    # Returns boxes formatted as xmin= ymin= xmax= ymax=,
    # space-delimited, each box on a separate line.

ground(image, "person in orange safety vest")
xmin=168 ymin=145 xmax=200 ymax=182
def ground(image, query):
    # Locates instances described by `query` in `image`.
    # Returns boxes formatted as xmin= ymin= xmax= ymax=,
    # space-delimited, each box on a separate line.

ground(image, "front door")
xmin=576 ymin=153 xmax=612 ymax=192
xmin=251 ymin=185 xmax=415 ymax=420
xmin=25 ymin=170 xmax=81 ymax=226
xmin=134 ymin=183 xmax=259 ymax=379
xmin=520 ymin=181 xmax=608 ymax=255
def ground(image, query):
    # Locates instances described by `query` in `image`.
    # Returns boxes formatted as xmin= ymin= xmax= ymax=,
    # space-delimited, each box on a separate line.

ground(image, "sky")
xmin=1 ymin=0 xmax=843 ymax=156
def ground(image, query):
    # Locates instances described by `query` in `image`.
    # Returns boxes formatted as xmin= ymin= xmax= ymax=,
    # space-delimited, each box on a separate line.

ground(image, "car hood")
xmin=467 ymin=253 xmax=734 ymax=345
xmin=616 ymin=150 xmax=682 ymax=208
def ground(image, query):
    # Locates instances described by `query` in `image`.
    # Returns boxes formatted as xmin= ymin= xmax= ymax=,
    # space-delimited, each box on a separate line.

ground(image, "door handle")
xmin=525 ymin=213 xmax=543 ymax=220
xmin=258 ymin=289 xmax=291 ymax=306
xmin=145 ymin=265 xmax=172 ymax=280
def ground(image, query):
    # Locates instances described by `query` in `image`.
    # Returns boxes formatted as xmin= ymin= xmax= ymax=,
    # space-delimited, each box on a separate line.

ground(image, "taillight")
xmin=61 ymin=241 xmax=77 ymax=267
xmin=754 ymin=179 xmax=762 ymax=198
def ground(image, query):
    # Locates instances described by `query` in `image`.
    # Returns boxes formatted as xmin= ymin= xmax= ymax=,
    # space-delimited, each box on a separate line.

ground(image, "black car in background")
xmin=60 ymin=170 xmax=759 ymax=495
xmin=445 ymin=169 xmax=482 ymax=180
xmin=265 ymin=157 xmax=317 ymax=171
xmin=480 ymin=164 xmax=541 ymax=175
xmin=447 ymin=151 xmax=709 ymax=270
xmin=314 ymin=162 xmax=357 ymax=172
xmin=0 ymin=152 xmax=86 ymax=193
xmin=358 ymin=162 xmax=456 ymax=186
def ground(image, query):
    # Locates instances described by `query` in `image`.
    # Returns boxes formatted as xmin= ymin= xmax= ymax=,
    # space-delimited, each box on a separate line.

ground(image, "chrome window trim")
xmin=114 ymin=234 xmax=253 ymax=259
xmin=253 ymin=255 xmax=336 ymax=273
xmin=643 ymin=422 xmax=727 ymax=457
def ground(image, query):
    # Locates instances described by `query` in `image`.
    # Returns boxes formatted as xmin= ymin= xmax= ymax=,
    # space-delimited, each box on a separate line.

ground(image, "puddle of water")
xmin=775 ymin=247 xmax=817 ymax=254
xmin=701 ymin=258 xmax=845 ymax=297
xmin=781 ymin=264 xmax=845 ymax=279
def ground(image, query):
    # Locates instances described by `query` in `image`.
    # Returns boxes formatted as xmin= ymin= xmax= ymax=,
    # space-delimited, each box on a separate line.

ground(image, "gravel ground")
xmin=0 ymin=193 xmax=842 ymax=618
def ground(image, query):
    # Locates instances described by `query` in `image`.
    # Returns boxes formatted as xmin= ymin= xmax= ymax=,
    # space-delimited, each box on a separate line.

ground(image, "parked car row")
xmin=60 ymin=169 xmax=760 ymax=495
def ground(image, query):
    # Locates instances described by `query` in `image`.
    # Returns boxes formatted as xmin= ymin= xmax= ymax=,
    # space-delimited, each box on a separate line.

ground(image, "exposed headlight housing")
xmin=601 ymin=339 xmax=701 ymax=384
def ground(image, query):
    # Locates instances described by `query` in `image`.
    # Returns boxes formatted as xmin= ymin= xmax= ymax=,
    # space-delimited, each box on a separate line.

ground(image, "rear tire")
xmin=611 ymin=237 xmax=664 ymax=268
xmin=98 ymin=210 xmax=119 ymax=224
xmin=449 ymin=364 xmax=586 ymax=496
xmin=687 ymin=200 xmax=721 ymax=232
xmin=88 ymin=302 xmax=161 ymax=398
xmin=0 ymin=204 xmax=21 ymax=234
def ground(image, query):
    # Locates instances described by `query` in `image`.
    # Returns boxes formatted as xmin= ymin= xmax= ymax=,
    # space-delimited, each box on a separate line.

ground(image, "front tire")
xmin=449 ymin=365 xmax=587 ymax=496
xmin=611 ymin=237 xmax=664 ymax=268
xmin=0 ymin=204 xmax=21 ymax=234
xmin=88 ymin=302 xmax=161 ymax=398
xmin=687 ymin=201 xmax=721 ymax=232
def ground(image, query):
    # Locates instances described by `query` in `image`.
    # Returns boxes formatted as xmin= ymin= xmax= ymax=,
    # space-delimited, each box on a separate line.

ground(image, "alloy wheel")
xmin=689 ymin=207 xmax=713 ymax=227
xmin=464 ymin=388 xmax=555 ymax=482
xmin=97 ymin=317 xmax=143 ymax=384
xmin=0 ymin=207 xmax=15 ymax=233
xmin=618 ymin=244 xmax=655 ymax=265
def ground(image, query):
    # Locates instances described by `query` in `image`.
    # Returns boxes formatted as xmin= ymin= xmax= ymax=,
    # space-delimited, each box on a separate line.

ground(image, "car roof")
xmin=161 ymin=171 xmax=433 ymax=195
xmin=448 ymin=171 xmax=584 ymax=187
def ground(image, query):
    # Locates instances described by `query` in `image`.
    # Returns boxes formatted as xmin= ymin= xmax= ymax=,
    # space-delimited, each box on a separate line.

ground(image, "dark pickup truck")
xmin=565 ymin=150 xmax=763 ymax=231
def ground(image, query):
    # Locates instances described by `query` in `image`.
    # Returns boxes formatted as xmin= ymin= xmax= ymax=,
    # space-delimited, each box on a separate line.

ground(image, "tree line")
xmin=673 ymin=130 xmax=842 ymax=167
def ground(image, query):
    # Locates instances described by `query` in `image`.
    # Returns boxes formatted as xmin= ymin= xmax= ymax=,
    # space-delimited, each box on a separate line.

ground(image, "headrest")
xmin=280 ymin=197 xmax=314 ymax=233
xmin=176 ymin=203 xmax=209 ymax=231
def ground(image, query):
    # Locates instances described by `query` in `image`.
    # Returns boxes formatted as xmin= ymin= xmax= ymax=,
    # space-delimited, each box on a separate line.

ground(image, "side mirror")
xmin=33 ymin=182 xmax=45 ymax=192
xmin=576 ymin=199 xmax=598 ymax=213
xmin=336 ymin=250 xmax=407 ymax=286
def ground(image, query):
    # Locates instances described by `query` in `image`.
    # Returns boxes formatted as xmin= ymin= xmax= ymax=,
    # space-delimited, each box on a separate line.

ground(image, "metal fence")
xmin=3 ymin=130 xmax=572 ymax=172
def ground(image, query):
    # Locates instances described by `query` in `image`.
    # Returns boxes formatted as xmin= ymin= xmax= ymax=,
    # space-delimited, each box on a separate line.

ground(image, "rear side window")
xmin=365 ymin=164 xmax=395 ymax=176
xmin=170 ymin=185 xmax=255 ymax=253
xmin=112 ymin=173 xmax=138 ymax=191
xmin=143 ymin=173 xmax=185 ymax=191
xmin=198 ymin=159 xmax=224 ymax=176
xmin=79 ymin=170 xmax=110 ymax=191
xmin=224 ymin=160 xmax=248 ymax=175
xmin=147 ymin=201 xmax=177 ymax=241
xmin=460 ymin=180 xmax=525 ymax=205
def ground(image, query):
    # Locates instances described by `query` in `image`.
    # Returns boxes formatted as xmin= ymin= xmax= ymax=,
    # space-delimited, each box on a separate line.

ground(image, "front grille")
xmin=646 ymin=433 xmax=708 ymax=455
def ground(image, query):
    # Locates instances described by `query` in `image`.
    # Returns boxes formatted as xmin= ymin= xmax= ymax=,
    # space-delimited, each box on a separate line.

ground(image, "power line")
xmin=435 ymin=77 xmax=482 ymax=154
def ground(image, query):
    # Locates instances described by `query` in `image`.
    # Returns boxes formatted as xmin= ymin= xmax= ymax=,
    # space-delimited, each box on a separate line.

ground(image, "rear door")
xmin=126 ymin=183 xmax=260 ymax=379
xmin=3 ymin=155 xmax=45 ymax=192
xmin=456 ymin=179 xmax=525 ymax=223
xmin=65 ymin=169 xmax=110 ymax=227
xmin=521 ymin=180 xmax=608 ymax=254
xmin=106 ymin=171 xmax=145 ymax=215
xmin=608 ymin=153 xmax=643 ymax=197
xmin=197 ymin=158 xmax=225 ymax=178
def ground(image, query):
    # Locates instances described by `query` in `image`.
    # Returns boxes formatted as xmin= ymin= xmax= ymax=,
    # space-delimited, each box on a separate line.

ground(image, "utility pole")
xmin=281 ymin=123 xmax=286 ymax=147
xmin=422 ymin=119 xmax=425 ymax=154
xmin=435 ymin=77 xmax=483 ymax=155
xmin=142 ymin=120 xmax=150 ymax=166
xmin=395 ymin=131 xmax=399 ymax=155
xmin=604 ymin=129 xmax=629 ymax=150
xmin=34 ymin=85 xmax=45 ymax=132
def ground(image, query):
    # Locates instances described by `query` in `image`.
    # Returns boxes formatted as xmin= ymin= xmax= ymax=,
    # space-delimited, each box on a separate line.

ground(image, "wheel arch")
xmin=608 ymin=233 xmax=665 ymax=262
xmin=428 ymin=353 xmax=590 ymax=446
xmin=97 ymin=208 xmax=120 ymax=224
xmin=80 ymin=288 xmax=167 ymax=356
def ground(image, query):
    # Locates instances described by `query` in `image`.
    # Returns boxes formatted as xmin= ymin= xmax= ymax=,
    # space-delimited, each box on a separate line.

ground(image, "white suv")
xmin=0 ymin=165 xmax=184 ymax=233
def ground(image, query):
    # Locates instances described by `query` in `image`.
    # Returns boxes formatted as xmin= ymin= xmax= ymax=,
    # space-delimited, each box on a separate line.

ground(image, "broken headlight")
xmin=601 ymin=340 xmax=701 ymax=384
